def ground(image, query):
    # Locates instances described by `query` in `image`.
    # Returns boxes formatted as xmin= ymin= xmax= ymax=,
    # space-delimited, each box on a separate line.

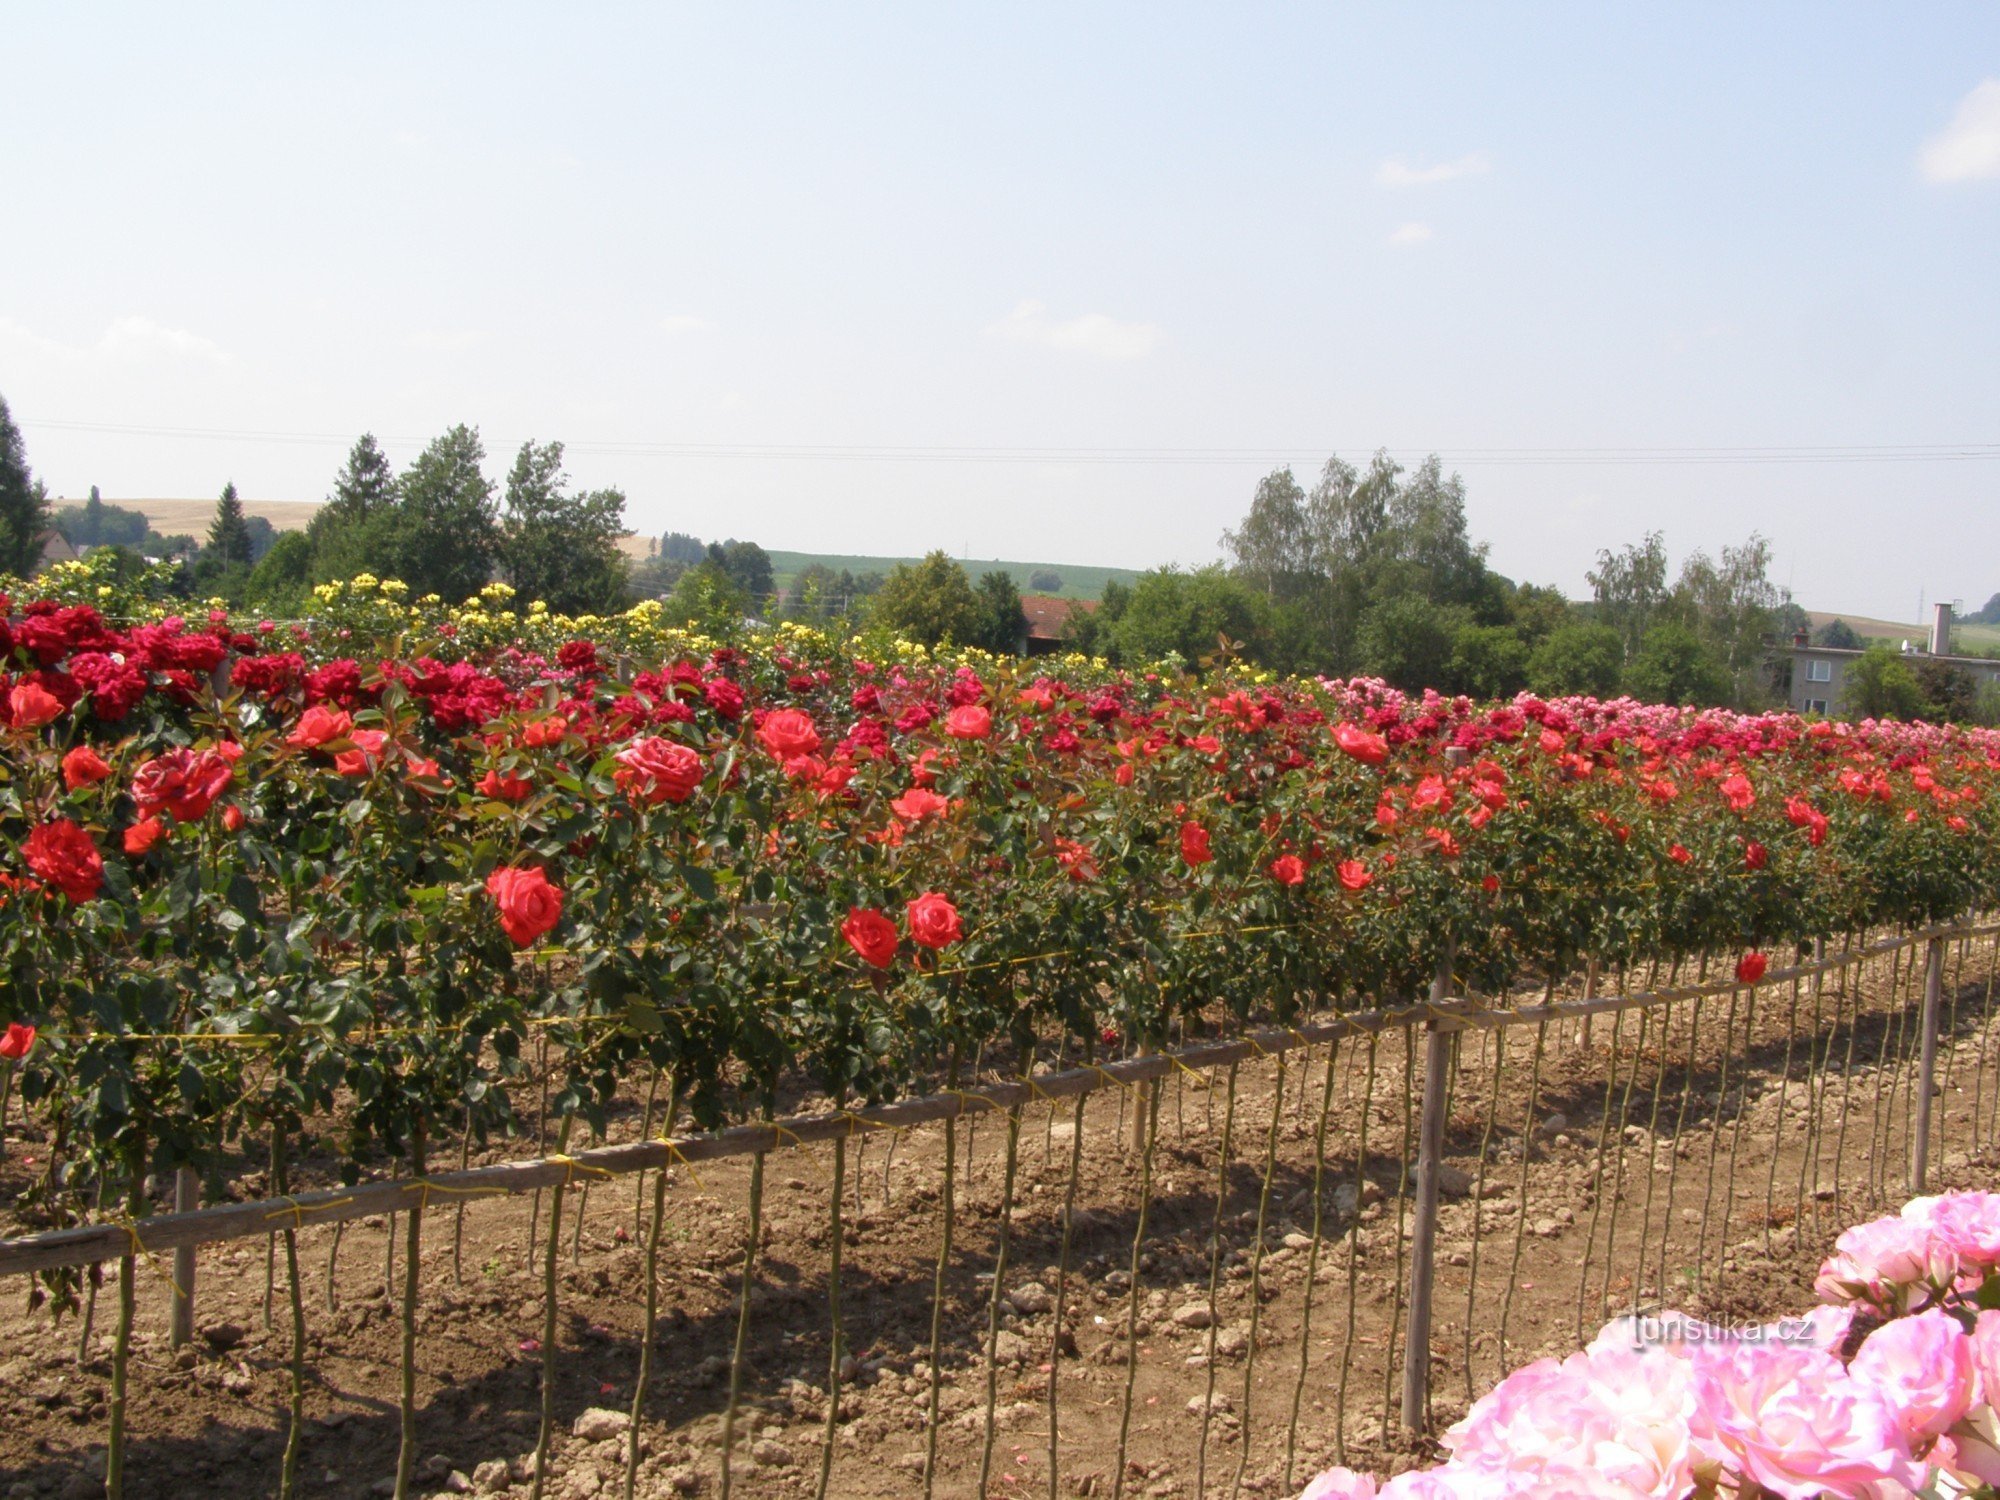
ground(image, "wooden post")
xmin=1913 ymin=936 xmax=1945 ymax=1192
xmin=169 ymin=1167 xmax=197 ymax=1347
xmin=1401 ymin=943 xmax=1455 ymax=1435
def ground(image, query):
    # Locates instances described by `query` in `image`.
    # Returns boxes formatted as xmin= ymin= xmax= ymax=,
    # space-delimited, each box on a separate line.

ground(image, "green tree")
xmin=867 ymin=551 xmax=988 ymax=647
xmin=1105 ymin=565 xmax=1271 ymax=667
xmin=1661 ymin=534 xmax=1790 ymax=708
xmin=1527 ymin=623 xmax=1624 ymax=697
xmin=308 ymin=434 xmax=400 ymax=582
xmin=383 ymin=424 xmax=497 ymax=600
xmin=1622 ymin=622 xmax=1729 ymax=705
xmin=1587 ymin=532 xmax=1670 ymax=662
xmin=1223 ymin=451 xmax=1497 ymax=673
xmin=662 ymin=560 xmax=747 ymax=633
xmin=56 ymin=486 xmax=152 ymax=551
xmin=207 ymin=482 xmax=254 ymax=567
xmin=1502 ymin=581 xmax=1573 ymax=646
xmin=1353 ymin=595 xmax=1469 ymax=690
xmin=497 ymin=439 xmax=630 ymax=615
xmin=0 ymin=394 xmax=51 ymax=577
xmin=1814 ymin=618 xmax=1863 ymax=650
xmin=712 ymin=540 xmax=774 ymax=607
xmin=1973 ymin=592 xmax=2000 ymax=627
xmin=973 ymin=570 xmax=1025 ymax=654
xmin=1028 ymin=568 xmax=1063 ymax=593
xmin=629 ymin=553 xmax=689 ymax=599
xmin=1844 ymin=645 xmax=1926 ymax=720
xmin=246 ymin=530 xmax=314 ymax=612
xmin=660 ymin=531 xmax=706 ymax=564
xmin=1914 ymin=658 xmax=1978 ymax=723
xmin=1447 ymin=623 xmax=1531 ymax=699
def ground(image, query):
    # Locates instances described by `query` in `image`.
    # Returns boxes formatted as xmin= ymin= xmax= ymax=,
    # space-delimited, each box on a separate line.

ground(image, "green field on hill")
xmin=763 ymin=551 xmax=1141 ymax=601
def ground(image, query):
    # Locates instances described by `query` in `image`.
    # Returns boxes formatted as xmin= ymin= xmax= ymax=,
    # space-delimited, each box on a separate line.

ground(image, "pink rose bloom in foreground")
xmin=1849 ymin=1307 xmax=1973 ymax=1447
xmin=1816 ymin=1214 xmax=1943 ymax=1312
xmin=1919 ymin=1191 xmax=2000 ymax=1289
xmin=1938 ymin=1310 xmax=2000 ymax=1488
xmin=1444 ymin=1345 xmax=1693 ymax=1498
xmin=1298 ymin=1468 xmax=1375 ymax=1500
xmin=1691 ymin=1340 xmax=1920 ymax=1499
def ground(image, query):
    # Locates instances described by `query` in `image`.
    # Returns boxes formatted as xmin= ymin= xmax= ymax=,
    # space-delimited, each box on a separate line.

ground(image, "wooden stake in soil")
xmin=1284 ymin=1042 xmax=1341 ymax=1493
xmin=169 ymin=1165 xmax=197 ymax=1348
xmin=530 ymin=1119 xmax=575 ymax=1500
xmin=1111 ymin=1079 xmax=1162 ymax=1500
xmin=1046 ymin=1085 xmax=1088 ymax=1500
xmin=1230 ymin=1052 xmax=1286 ymax=1496
xmin=977 ymin=1094 xmax=1026 ymax=1497
xmin=1195 ymin=1062 xmax=1240 ymax=1500
xmin=1464 ymin=1029 xmax=1507 ymax=1401
xmin=1496 ymin=1020 xmax=1547 ymax=1374
xmin=815 ymin=1133 xmax=848 ymax=1500
xmin=274 ymin=1134 xmax=308 ymax=1500
xmin=1914 ymin=936 xmax=1945 ymax=1192
xmin=1335 ymin=1035 xmax=1378 ymax=1462
xmin=719 ymin=1137 xmax=767 ymax=1500
xmin=625 ymin=1079 xmax=683 ymax=1500
xmin=394 ymin=1127 xmax=426 ymax=1500
xmin=921 ymin=1065 xmax=959 ymax=1500
xmin=1400 ymin=945 xmax=1455 ymax=1437
xmin=104 ymin=1148 xmax=145 ymax=1500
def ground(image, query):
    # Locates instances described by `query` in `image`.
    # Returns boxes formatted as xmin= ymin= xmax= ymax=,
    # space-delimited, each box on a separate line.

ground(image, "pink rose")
xmin=1850 ymin=1307 xmax=1973 ymax=1445
xmin=1297 ymin=1467 xmax=1376 ymax=1500
xmin=1690 ymin=1341 xmax=1919 ymax=1500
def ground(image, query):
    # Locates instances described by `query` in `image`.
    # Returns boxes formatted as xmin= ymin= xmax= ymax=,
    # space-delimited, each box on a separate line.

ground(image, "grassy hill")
xmin=1807 ymin=610 xmax=2000 ymax=657
xmin=92 ymin=501 xmax=1145 ymax=602
xmin=762 ymin=551 xmax=1139 ymax=601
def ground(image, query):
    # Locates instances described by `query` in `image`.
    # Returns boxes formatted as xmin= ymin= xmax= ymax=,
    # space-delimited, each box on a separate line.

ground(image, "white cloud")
xmin=0 ymin=314 xmax=229 ymax=367
xmin=983 ymin=300 xmax=1164 ymax=360
xmin=1376 ymin=151 xmax=1492 ymax=188
xmin=1920 ymin=80 xmax=2000 ymax=182
xmin=660 ymin=314 xmax=711 ymax=336
xmin=1386 ymin=222 xmax=1434 ymax=247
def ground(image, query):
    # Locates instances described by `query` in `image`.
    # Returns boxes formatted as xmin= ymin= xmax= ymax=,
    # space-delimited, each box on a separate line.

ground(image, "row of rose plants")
xmin=1 ymin=563 xmax=1998 ymax=1318
xmin=1299 ymin=1189 xmax=2000 ymax=1499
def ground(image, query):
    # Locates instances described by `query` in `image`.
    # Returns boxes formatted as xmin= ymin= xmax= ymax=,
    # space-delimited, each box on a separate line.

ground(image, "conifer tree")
xmin=207 ymin=482 xmax=254 ymax=567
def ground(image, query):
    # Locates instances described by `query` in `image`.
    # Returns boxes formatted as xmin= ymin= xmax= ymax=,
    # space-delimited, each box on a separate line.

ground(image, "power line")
xmin=23 ymin=418 xmax=2000 ymax=467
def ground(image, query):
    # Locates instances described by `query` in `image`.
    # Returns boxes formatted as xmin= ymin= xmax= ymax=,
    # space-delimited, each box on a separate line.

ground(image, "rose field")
xmin=6 ymin=564 xmax=2000 ymax=1500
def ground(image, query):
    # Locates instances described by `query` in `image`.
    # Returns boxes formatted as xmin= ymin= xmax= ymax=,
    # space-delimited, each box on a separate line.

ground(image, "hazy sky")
xmin=5 ymin=5 xmax=1998 ymax=620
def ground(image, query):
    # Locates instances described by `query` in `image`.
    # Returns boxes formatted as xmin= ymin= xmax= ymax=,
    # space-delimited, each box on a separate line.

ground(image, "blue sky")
xmin=4 ymin=5 xmax=1998 ymax=620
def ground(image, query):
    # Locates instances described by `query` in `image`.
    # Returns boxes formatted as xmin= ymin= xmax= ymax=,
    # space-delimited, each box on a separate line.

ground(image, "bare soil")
xmin=0 ymin=936 xmax=1994 ymax=1500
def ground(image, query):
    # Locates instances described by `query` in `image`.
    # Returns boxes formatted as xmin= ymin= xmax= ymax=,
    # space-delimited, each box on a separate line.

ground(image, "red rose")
xmin=0 ymin=1023 xmax=34 ymax=1060
xmin=1744 ymin=841 xmax=1768 ymax=871
xmin=61 ymin=745 xmax=113 ymax=791
xmin=703 ymin=678 xmax=745 ymax=721
xmin=1179 ymin=822 xmax=1212 ymax=867
xmin=286 ymin=704 xmax=354 ymax=749
xmin=123 ymin=816 xmax=167 ymax=855
xmin=486 ymin=865 xmax=563 ymax=947
xmin=945 ymin=704 xmax=992 ymax=741
xmin=1268 ymin=855 xmax=1307 ymax=886
xmin=477 ymin=768 xmax=533 ymax=802
xmin=1720 ymin=773 xmax=1756 ymax=813
xmin=220 ymin=804 xmax=245 ymax=833
xmin=23 ymin=819 xmax=104 ymax=902
xmin=891 ymin=787 xmax=950 ymax=822
xmin=613 ymin=737 xmax=705 ymax=806
xmin=841 ymin=907 xmax=898 ymax=969
xmin=334 ymin=729 xmax=389 ymax=777
xmin=1424 ymin=826 xmax=1462 ymax=858
xmin=1336 ymin=859 xmax=1371 ymax=892
xmin=131 ymin=748 xmax=234 ymax=822
xmin=1333 ymin=723 xmax=1388 ymax=766
xmin=906 ymin=892 xmax=963 ymax=950
xmin=521 ymin=716 xmax=568 ymax=749
xmin=757 ymin=709 xmax=821 ymax=761
xmin=1735 ymin=952 xmax=1768 ymax=986
xmin=1668 ymin=843 xmax=1692 ymax=864
xmin=7 ymin=682 xmax=64 ymax=729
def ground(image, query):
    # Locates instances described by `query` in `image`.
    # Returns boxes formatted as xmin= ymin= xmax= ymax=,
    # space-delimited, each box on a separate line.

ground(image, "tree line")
xmin=8 ymin=390 xmax=1995 ymax=720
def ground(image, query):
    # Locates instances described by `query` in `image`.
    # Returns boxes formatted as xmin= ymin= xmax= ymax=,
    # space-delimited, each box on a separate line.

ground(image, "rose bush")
xmin=1 ymin=566 xmax=1998 ymax=1315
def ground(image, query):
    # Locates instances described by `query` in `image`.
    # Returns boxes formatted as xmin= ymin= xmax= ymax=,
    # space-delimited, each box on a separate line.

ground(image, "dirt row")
xmin=0 ymin=934 xmax=1994 ymax=1500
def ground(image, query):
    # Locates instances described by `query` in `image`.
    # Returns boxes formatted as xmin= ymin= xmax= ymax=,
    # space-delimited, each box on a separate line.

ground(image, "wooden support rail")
xmin=0 ymin=919 xmax=1989 ymax=1281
